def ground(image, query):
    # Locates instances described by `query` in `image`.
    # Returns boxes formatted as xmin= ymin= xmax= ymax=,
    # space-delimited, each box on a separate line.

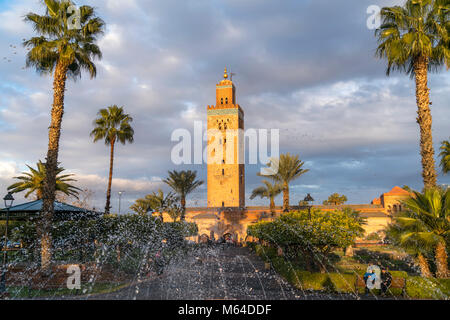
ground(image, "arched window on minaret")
xmin=221 ymin=98 xmax=223 ymax=104
xmin=225 ymin=97 xmax=228 ymax=104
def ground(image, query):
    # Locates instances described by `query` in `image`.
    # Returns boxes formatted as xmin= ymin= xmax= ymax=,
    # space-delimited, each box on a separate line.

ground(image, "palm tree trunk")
xmin=40 ymin=60 xmax=68 ymax=271
xmin=282 ymin=182 xmax=289 ymax=212
xmin=180 ymin=196 xmax=186 ymax=221
xmin=414 ymin=55 xmax=437 ymax=189
xmin=269 ymin=197 xmax=275 ymax=214
xmin=105 ymin=138 xmax=115 ymax=214
xmin=435 ymin=241 xmax=449 ymax=278
xmin=417 ymin=253 xmax=432 ymax=278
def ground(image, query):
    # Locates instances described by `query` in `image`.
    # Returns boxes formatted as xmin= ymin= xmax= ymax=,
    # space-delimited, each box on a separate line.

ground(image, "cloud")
xmin=0 ymin=0 xmax=449 ymax=211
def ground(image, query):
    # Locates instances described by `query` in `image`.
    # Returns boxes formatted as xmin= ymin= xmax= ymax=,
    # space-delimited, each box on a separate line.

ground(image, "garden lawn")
xmin=249 ymin=243 xmax=450 ymax=299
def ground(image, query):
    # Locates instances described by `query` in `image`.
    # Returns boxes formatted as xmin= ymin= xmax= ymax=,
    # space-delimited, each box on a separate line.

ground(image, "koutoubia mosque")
xmin=167 ymin=69 xmax=414 ymax=243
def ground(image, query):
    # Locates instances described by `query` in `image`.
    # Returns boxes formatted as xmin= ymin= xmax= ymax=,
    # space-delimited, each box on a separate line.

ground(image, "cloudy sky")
xmin=0 ymin=0 xmax=449 ymax=212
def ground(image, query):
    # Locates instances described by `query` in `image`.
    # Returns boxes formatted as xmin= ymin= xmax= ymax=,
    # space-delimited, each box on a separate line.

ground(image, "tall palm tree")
xmin=91 ymin=106 xmax=134 ymax=214
xmin=394 ymin=188 xmax=450 ymax=278
xmin=23 ymin=0 xmax=104 ymax=270
xmin=375 ymin=0 xmax=450 ymax=189
xmin=7 ymin=161 xmax=80 ymax=200
xmin=250 ymin=180 xmax=282 ymax=214
xmin=263 ymin=153 xmax=309 ymax=212
xmin=439 ymin=139 xmax=450 ymax=174
xmin=163 ymin=170 xmax=204 ymax=220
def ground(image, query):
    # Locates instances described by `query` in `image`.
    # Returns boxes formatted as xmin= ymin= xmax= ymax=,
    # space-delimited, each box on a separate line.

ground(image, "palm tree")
xmin=23 ymin=0 xmax=104 ymax=270
xmin=130 ymin=189 xmax=177 ymax=221
xmin=250 ymin=180 xmax=282 ymax=214
xmin=263 ymin=153 xmax=309 ymax=212
xmin=375 ymin=0 xmax=450 ymax=189
xmin=163 ymin=170 xmax=204 ymax=220
xmin=129 ymin=198 xmax=152 ymax=216
xmin=147 ymin=190 xmax=177 ymax=221
xmin=393 ymin=188 xmax=450 ymax=278
xmin=8 ymin=161 xmax=80 ymax=200
xmin=439 ymin=139 xmax=450 ymax=174
xmin=323 ymin=193 xmax=348 ymax=205
xmin=387 ymin=222 xmax=433 ymax=278
xmin=91 ymin=106 xmax=134 ymax=214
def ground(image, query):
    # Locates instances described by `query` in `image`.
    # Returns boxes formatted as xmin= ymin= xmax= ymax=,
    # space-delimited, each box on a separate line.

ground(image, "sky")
xmin=0 ymin=0 xmax=449 ymax=213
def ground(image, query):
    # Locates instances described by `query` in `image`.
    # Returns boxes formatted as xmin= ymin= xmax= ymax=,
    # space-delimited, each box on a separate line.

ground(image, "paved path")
xmin=85 ymin=246 xmax=361 ymax=300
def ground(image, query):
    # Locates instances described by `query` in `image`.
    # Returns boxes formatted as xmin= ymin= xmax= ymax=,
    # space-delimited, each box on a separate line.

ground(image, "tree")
xmin=91 ymin=105 xmax=134 ymax=214
xmin=129 ymin=198 xmax=153 ymax=216
xmin=163 ymin=170 xmax=204 ymax=220
xmin=130 ymin=189 xmax=177 ymax=221
xmin=323 ymin=193 xmax=348 ymax=206
xmin=250 ymin=180 xmax=282 ymax=214
xmin=248 ymin=209 xmax=364 ymax=273
xmin=23 ymin=0 xmax=104 ymax=270
xmin=167 ymin=203 xmax=183 ymax=223
xmin=390 ymin=188 xmax=449 ymax=278
xmin=439 ymin=139 xmax=450 ymax=174
xmin=8 ymin=161 xmax=80 ymax=200
xmin=263 ymin=153 xmax=309 ymax=212
xmin=402 ymin=185 xmax=414 ymax=192
xmin=387 ymin=221 xmax=433 ymax=277
xmin=68 ymin=188 xmax=95 ymax=210
xmin=375 ymin=0 xmax=450 ymax=189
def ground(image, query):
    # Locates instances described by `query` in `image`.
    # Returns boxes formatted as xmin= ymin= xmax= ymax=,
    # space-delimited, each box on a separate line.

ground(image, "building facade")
xmin=371 ymin=186 xmax=413 ymax=215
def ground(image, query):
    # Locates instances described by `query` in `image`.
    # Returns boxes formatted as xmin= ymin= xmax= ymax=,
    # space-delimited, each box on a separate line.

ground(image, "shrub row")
xmin=250 ymin=244 xmax=450 ymax=299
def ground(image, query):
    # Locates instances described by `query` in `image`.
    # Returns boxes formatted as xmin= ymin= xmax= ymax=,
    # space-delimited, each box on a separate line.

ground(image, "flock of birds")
xmin=3 ymin=41 xmax=28 ymax=69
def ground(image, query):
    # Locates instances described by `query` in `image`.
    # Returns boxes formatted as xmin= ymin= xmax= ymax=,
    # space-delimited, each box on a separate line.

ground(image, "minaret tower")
xmin=207 ymin=68 xmax=245 ymax=209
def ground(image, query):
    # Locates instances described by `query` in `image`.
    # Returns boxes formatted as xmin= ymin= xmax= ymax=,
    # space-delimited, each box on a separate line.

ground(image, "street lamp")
xmin=304 ymin=193 xmax=314 ymax=220
xmin=1 ymin=192 xmax=14 ymax=295
xmin=118 ymin=191 xmax=125 ymax=214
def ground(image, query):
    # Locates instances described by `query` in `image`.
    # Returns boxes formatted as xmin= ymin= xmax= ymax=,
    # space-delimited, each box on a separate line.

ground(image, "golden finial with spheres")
xmin=224 ymin=67 xmax=228 ymax=79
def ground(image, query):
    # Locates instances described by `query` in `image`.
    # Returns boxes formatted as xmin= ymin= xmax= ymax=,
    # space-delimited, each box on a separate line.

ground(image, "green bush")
xmin=406 ymin=277 xmax=450 ymax=299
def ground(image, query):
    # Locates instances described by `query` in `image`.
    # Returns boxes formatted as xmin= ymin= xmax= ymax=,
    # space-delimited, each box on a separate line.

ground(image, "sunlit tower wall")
xmin=207 ymin=68 xmax=245 ymax=209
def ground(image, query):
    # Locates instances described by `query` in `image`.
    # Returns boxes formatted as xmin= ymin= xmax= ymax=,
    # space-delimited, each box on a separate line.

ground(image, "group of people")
xmin=363 ymin=265 xmax=392 ymax=296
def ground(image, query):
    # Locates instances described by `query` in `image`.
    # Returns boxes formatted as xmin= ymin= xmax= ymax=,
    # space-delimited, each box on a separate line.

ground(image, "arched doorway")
xmin=223 ymin=233 xmax=233 ymax=241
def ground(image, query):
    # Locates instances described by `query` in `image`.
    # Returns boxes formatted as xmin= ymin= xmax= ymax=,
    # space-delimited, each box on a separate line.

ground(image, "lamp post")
xmin=0 ymin=192 xmax=14 ymax=295
xmin=118 ymin=191 xmax=125 ymax=214
xmin=304 ymin=193 xmax=314 ymax=220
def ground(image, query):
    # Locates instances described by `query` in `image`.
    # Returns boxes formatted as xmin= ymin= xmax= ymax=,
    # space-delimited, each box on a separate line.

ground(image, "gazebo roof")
xmin=0 ymin=199 xmax=101 ymax=220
